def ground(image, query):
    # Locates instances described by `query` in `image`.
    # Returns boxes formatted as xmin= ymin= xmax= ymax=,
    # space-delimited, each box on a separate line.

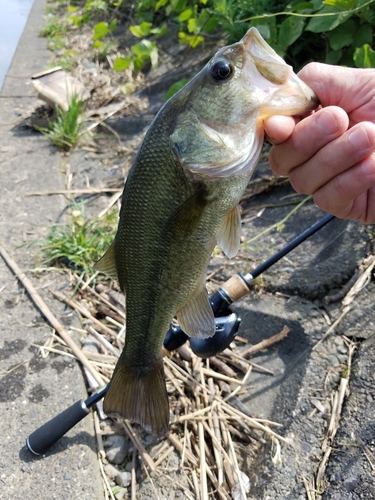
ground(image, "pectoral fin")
xmin=94 ymin=240 xmax=118 ymax=280
xmin=176 ymin=282 xmax=215 ymax=339
xmin=216 ymin=205 xmax=242 ymax=259
xmin=166 ymin=187 xmax=212 ymax=239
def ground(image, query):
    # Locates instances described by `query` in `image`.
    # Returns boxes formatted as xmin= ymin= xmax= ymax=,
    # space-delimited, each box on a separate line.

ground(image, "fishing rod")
xmin=26 ymin=212 xmax=335 ymax=455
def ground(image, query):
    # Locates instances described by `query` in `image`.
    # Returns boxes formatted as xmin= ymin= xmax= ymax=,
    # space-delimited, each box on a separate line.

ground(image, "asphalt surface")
xmin=0 ymin=1 xmax=104 ymax=498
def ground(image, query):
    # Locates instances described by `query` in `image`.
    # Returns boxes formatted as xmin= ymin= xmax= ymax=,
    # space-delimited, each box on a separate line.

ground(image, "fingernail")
xmin=316 ymin=110 xmax=338 ymax=135
xmin=349 ymin=126 xmax=371 ymax=150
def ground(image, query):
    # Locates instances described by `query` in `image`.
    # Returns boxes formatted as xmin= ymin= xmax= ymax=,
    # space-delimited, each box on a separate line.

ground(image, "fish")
xmin=95 ymin=27 xmax=318 ymax=436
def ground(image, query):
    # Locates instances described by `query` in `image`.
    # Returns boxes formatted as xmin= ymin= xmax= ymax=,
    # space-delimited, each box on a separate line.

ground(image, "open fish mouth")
xmin=241 ymin=27 xmax=319 ymax=116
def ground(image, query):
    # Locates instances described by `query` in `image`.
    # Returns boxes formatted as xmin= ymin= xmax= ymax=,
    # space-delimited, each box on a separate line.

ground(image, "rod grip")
xmin=221 ymin=275 xmax=250 ymax=302
xmin=26 ymin=400 xmax=89 ymax=455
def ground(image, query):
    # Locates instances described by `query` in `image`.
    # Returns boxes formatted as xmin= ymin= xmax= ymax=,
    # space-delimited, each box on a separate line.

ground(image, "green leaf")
xmin=293 ymin=2 xmax=315 ymax=13
xmin=178 ymin=31 xmax=204 ymax=47
xmin=253 ymin=24 xmax=270 ymax=40
xmin=92 ymin=40 xmax=103 ymax=49
xmin=70 ymin=16 xmax=81 ymax=27
xmin=164 ymin=78 xmax=189 ymax=100
xmin=325 ymin=48 xmax=342 ymax=63
xmin=327 ymin=18 xmax=356 ymax=50
xmin=131 ymin=40 xmax=158 ymax=69
xmin=278 ymin=16 xmax=305 ymax=51
xmin=155 ymin=0 xmax=169 ymax=9
xmin=213 ymin=0 xmax=226 ymax=14
xmin=131 ymin=39 xmax=153 ymax=57
xmin=113 ymin=56 xmax=132 ymax=71
xmin=151 ymin=24 xmax=167 ymax=37
xmin=187 ymin=18 xmax=196 ymax=33
xmin=68 ymin=5 xmax=78 ymax=12
xmin=203 ymin=16 xmax=218 ymax=33
xmin=353 ymin=22 xmax=373 ymax=48
xmin=354 ymin=44 xmax=375 ymax=68
xmin=109 ymin=19 xmax=117 ymax=33
xmin=171 ymin=0 xmax=186 ymax=12
xmin=93 ymin=22 xmax=108 ymax=40
xmin=306 ymin=5 xmax=352 ymax=32
xmin=324 ymin=0 xmax=356 ymax=8
xmin=178 ymin=8 xmax=194 ymax=21
xmin=196 ymin=10 xmax=210 ymax=29
xmin=129 ymin=22 xmax=152 ymax=38
xmin=133 ymin=58 xmax=144 ymax=73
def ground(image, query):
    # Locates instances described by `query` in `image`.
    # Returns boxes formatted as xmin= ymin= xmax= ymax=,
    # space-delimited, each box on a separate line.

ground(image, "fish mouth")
xmin=241 ymin=27 xmax=319 ymax=116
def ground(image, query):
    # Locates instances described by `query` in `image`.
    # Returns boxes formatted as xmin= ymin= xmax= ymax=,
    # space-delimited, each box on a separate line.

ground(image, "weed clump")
xmin=39 ymin=95 xmax=85 ymax=151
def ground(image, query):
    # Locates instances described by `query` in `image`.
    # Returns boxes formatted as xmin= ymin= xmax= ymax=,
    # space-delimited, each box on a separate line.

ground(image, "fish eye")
xmin=209 ymin=60 xmax=233 ymax=82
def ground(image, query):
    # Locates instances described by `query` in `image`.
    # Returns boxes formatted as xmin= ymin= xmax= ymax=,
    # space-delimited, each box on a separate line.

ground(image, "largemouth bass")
xmin=95 ymin=27 xmax=318 ymax=435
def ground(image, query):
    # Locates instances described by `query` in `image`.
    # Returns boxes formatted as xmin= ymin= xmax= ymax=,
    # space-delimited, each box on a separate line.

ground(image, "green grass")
xmin=40 ymin=16 xmax=71 ymax=38
xmin=41 ymin=208 xmax=118 ymax=277
xmin=39 ymin=94 xmax=85 ymax=151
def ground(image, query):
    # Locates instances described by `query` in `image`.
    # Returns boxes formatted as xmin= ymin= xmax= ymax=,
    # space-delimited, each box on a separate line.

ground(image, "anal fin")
xmin=216 ymin=205 xmax=242 ymax=259
xmin=176 ymin=282 xmax=215 ymax=339
xmin=104 ymin=357 xmax=169 ymax=436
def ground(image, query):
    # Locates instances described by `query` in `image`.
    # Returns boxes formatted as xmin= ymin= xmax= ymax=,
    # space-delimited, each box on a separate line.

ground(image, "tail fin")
xmin=104 ymin=359 xmax=169 ymax=436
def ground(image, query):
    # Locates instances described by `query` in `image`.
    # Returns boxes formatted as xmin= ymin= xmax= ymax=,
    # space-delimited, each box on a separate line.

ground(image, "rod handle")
xmin=221 ymin=275 xmax=250 ymax=302
xmin=26 ymin=400 xmax=89 ymax=455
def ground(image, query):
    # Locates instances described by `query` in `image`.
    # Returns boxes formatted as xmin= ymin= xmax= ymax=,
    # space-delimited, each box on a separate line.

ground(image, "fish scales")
xmin=95 ymin=27 xmax=318 ymax=435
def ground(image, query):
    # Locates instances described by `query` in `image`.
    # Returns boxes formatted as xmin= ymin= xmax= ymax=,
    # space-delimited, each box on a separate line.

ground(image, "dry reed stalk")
xmin=198 ymin=422 xmax=208 ymax=500
xmin=173 ymin=406 xmax=214 ymax=423
xmin=224 ymin=365 xmax=252 ymax=401
xmin=221 ymin=403 xmax=289 ymax=444
xmin=52 ymin=290 xmax=118 ymax=339
xmin=26 ymin=188 xmax=122 ymax=196
xmin=81 ymin=351 xmax=117 ymax=363
xmin=0 ymin=244 xmax=105 ymax=386
xmin=105 ymin=315 xmax=124 ymax=329
xmin=209 ymin=357 xmax=237 ymax=377
xmin=153 ymin=445 xmax=175 ymax=468
xmin=176 ymin=344 xmax=193 ymax=361
xmin=94 ymin=411 xmax=106 ymax=460
xmin=167 ymin=432 xmax=198 ymax=467
xmin=87 ymin=285 xmax=125 ymax=317
xmin=186 ymin=431 xmax=200 ymax=499
xmin=227 ymin=428 xmax=247 ymax=499
xmin=240 ymin=325 xmax=290 ymax=358
xmin=206 ymin=380 xmax=225 ymax=486
xmin=122 ymin=422 xmax=156 ymax=472
xmin=131 ymin=448 xmax=137 ymax=500
xmin=87 ymin=326 xmax=121 ymax=356
xmin=95 ymin=303 xmax=125 ymax=324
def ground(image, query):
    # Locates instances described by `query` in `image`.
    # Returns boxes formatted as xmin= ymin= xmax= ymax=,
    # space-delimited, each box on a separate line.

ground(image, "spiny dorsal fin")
xmin=176 ymin=282 xmax=215 ymax=339
xmin=94 ymin=240 xmax=118 ymax=280
xmin=216 ymin=205 xmax=242 ymax=259
xmin=104 ymin=357 xmax=169 ymax=436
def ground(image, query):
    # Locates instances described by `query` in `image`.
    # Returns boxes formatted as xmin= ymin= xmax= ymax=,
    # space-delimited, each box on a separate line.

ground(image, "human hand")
xmin=264 ymin=63 xmax=375 ymax=223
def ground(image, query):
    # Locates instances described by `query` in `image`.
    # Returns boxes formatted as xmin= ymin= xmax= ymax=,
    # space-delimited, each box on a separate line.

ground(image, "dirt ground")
xmin=1 ymin=1 xmax=375 ymax=499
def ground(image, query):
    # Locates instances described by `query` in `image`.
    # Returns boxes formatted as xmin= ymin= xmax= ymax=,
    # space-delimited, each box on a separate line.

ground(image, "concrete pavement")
xmin=0 ymin=1 xmax=104 ymax=498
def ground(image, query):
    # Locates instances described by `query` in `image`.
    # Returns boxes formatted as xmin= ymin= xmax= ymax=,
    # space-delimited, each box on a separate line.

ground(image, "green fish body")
xmin=95 ymin=28 xmax=318 ymax=435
